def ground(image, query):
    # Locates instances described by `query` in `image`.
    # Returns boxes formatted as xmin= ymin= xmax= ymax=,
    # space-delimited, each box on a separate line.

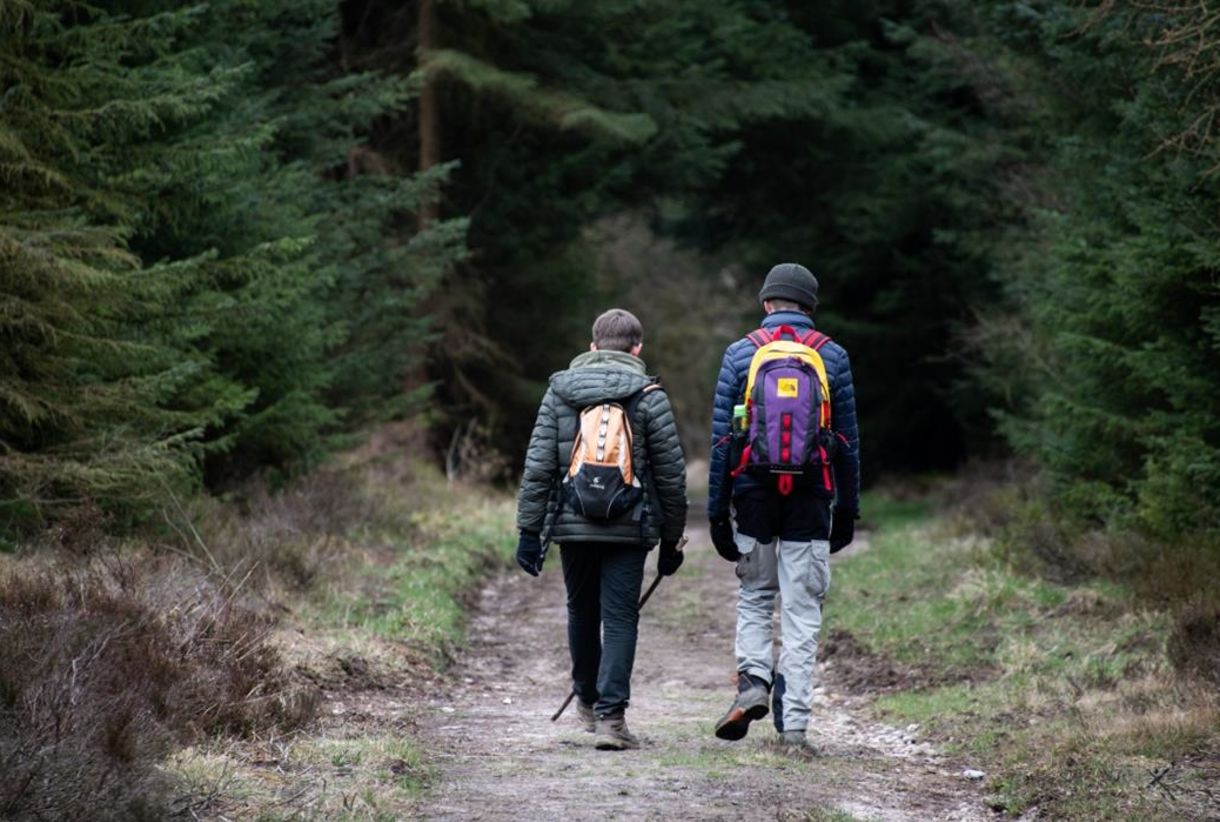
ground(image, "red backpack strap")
xmin=749 ymin=326 xmax=830 ymax=348
xmin=800 ymin=329 xmax=831 ymax=351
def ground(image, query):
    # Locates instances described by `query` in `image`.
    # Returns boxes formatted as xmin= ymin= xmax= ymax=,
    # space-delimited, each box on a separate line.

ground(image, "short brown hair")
xmin=592 ymin=308 xmax=643 ymax=353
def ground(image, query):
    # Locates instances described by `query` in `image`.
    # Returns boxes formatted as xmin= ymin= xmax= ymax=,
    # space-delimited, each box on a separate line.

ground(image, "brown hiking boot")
xmin=576 ymin=700 xmax=596 ymax=733
xmin=594 ymin=713 xmax=640 ymax=750
xmin=714 ymin=672 xmax=770 ymax=741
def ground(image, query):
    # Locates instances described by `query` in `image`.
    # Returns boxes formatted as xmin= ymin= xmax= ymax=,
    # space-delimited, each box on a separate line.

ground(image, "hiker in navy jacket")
xmin=707 ymin=262 xmax=860 ymax=750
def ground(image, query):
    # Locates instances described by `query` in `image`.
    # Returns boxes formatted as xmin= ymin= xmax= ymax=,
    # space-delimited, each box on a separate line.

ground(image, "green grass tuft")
xmin=316 ymin=477 xmax=515 ymax=665
xmin=829 ymin=489 xmax=1219 ymax=820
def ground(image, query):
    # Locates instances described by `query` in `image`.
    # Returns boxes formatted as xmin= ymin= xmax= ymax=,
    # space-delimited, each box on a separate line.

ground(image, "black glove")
xmin=658 ymin=538 xmax=685 ymax=576
xmin=710 ymin=517 xmax=740 ymax=562
xmin=829 ymin=507 xmax=856 ymax=553
xmin=516 ymin=530 xmax=544 ymax=576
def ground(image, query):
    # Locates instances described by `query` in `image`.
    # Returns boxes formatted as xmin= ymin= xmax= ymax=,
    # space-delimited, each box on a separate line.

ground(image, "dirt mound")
xmin=820 ymin=627 xmax=925 ymax=693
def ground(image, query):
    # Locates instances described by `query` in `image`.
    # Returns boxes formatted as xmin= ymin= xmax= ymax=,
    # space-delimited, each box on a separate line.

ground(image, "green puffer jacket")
xmin=516 ymin=349 xmax=687 ymax=547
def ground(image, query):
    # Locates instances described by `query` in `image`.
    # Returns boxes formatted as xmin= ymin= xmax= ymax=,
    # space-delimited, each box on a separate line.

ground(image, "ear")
xmin=762 ymin=299 xmax=774 ymax=315
xmin=590 ymin=342 xmax=598 ymax=351
xmin=630 ymin=342 xmax=643 ymax=357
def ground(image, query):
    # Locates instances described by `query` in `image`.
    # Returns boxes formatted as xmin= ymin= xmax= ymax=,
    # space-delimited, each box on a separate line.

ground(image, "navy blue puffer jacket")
xmin=707 ymin=310 xmax=860 ymax=519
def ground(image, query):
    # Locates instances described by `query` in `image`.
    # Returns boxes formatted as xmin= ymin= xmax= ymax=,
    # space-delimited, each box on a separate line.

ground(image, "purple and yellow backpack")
xmin=730 ymin=325 xmax=834 ymax=496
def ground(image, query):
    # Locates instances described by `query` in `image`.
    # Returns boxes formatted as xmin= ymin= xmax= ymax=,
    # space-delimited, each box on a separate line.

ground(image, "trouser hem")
xmin=741 ymin=666 xmax=773 ymax=687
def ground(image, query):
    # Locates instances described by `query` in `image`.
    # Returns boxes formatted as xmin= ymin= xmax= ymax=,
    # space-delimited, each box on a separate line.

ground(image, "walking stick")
xmin=550 ymin=536 xmax=686 ymax=722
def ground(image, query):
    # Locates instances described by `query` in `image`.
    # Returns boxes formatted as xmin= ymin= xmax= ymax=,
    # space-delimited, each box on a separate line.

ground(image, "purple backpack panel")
xmin=748 ymin=357 xmax=821 ymax=472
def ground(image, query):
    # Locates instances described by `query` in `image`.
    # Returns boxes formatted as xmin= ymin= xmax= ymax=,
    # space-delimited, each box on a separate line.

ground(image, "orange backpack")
xmin=564 ymin=384 xmax=660 ymax=519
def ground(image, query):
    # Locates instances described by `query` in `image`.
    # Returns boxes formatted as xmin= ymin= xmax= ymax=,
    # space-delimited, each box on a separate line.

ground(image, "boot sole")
xmin=714 ymin=702 xmax=769 ymax=741
xmin=594 ymin=737 xmax=639 ymax=751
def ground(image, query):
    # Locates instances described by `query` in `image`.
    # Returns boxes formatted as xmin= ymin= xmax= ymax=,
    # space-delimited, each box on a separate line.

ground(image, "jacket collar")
xmin=759 ymin=310 xmax=815 ymax=331
xmin=568 ymin=348 xmax=647 ymax=374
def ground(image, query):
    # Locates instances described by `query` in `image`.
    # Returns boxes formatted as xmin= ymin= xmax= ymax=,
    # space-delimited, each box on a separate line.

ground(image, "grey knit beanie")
xmin=758 ymin=262 xmax=819 ymax=311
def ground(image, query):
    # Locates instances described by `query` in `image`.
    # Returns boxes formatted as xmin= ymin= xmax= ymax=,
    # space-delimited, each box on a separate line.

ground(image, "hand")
xmin=709 ymin=517 xmax=740 ymax=562
xmin=516 ymin=530 xmax=544 ymax=576
xmin=658 ymin=538 xmax=685 ymax=576
xmin=829 ymin=507 xmax=856 ymax=553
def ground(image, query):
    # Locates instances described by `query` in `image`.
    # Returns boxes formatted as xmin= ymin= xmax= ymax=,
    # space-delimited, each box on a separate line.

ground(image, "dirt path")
xmin=411 ymin=527 xmax=989 ymax=821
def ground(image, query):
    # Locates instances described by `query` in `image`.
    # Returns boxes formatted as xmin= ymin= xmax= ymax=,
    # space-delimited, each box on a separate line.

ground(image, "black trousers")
xmin=559 ymin=542 xmax=648 ymax=717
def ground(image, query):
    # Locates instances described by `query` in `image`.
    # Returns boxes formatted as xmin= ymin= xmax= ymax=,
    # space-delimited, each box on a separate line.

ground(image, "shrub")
xmin=1168 ymin=602 xmax=1220 ymax=687
xmin=0 ymin=551 xmax=316 ymax=820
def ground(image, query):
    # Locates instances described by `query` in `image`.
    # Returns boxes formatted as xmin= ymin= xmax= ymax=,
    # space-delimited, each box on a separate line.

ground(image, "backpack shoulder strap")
xmin=800 ymin=329 xmax=831 ymax=351
xmin=624 ymin=381 xmax=662 ymax=418
xmin=624 ymin=383 xmax=663 ymax=483
xmin=745 ymin=329 xmax=770 ymax=349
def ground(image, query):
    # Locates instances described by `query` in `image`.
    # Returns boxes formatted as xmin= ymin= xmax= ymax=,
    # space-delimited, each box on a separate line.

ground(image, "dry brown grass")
xmin=0 ymin=519 xmax=332 ymax=819
xmin=0 ymin=431 xmax=507 ymax=820
xmin=165 ymin=465 xmax=379 ymax=595
xmin=939 ymin=461 xmax=1220 ymax=612
xmin=1169 ymin=601 xmax=1220 ymax=687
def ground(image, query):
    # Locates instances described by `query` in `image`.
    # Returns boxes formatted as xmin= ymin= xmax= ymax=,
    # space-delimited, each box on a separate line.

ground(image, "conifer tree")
xmin=1 ymin=0 xmax=464 ymax=527
xmin=124 ymin=0 xmax=465 ymax=480
xmin=341 ymin=0 xmax=848 ymax=457
xmin=0 ymin=1 xmax=241 ymax=525
xmin=976 ymin=0 xmax=1220 ymax=535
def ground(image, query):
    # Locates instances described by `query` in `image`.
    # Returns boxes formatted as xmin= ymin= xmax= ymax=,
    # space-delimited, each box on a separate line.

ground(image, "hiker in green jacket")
xmin=516 ymin=308 xmax=688 ymax=750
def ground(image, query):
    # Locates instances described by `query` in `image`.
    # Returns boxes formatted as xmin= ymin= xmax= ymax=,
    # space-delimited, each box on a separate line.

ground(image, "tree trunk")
xmin=417 ymin=0 xmax=439 ymax=230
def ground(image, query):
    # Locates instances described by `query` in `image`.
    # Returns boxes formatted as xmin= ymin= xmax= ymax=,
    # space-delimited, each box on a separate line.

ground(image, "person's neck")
xmin=764 ymin=309 xmax=812 ymax=323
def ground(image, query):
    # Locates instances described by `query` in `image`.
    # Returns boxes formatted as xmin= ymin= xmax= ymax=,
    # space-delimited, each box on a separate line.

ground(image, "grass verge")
xmin=0 ymin=550 xmax=317 ymax=820
xmin=164 ymin=448 xmax=516 ymax=819
xmin=315 ymin=478 xmax=516 ymax=660
xmin=826 ymin=489 xmax=1220 ymax=820
xmin=1 ymin=427 xmax=516 ymax=820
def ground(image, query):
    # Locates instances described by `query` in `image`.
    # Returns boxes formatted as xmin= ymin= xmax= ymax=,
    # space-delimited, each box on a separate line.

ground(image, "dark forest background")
xmin=3 ymin=0 xmax=1219 ymax=573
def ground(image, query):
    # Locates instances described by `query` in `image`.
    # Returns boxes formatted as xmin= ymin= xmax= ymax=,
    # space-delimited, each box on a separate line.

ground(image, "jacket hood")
xmin=550 ymin=350 xmax=652 ymax=406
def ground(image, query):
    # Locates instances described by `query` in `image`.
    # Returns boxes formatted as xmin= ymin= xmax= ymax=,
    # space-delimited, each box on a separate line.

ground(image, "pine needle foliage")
xmin=0 ymin=2 xmax=236 ymax=526
xmin=976 ymin=1 xmax=1220 ymax=536
xmin=1 ymin=0 xmax=463 ymax=530
xmin=343 ymin=0 xmax=852 ymax=455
